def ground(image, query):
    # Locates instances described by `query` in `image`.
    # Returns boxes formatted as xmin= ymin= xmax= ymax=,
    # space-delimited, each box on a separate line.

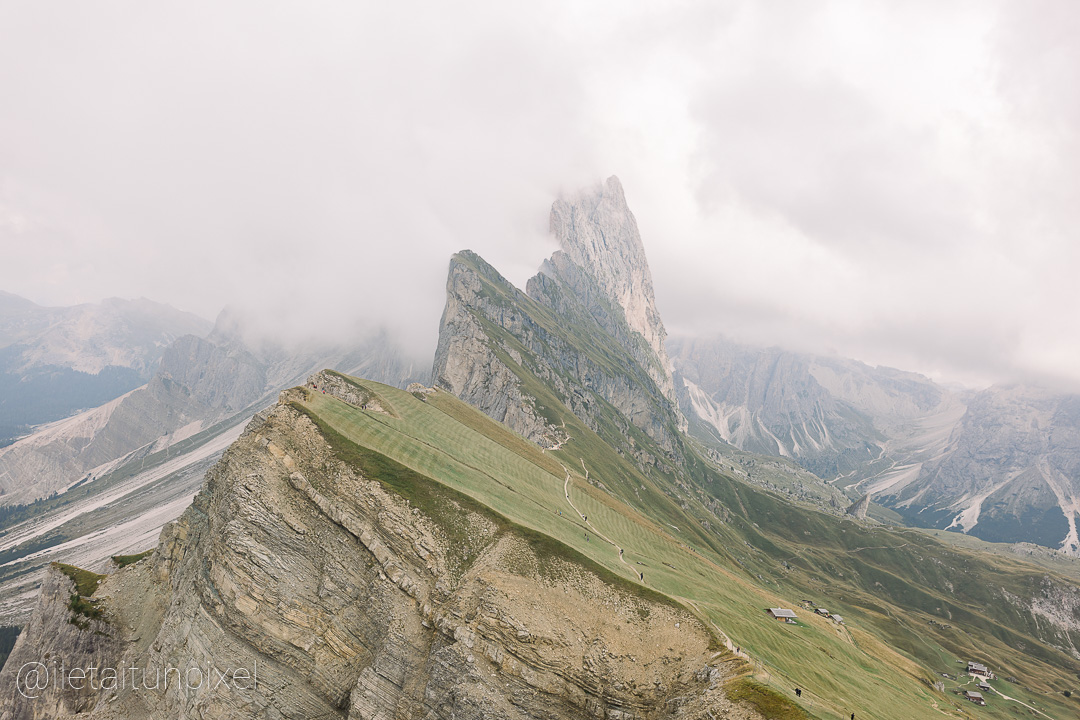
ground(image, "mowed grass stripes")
xmin=297 ymin=378 xmax=1064 ymax=720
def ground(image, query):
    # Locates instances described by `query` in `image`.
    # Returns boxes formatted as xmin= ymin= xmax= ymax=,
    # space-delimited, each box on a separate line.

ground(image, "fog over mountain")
xmin=2 ymin=1 xmax=1079 ymax=389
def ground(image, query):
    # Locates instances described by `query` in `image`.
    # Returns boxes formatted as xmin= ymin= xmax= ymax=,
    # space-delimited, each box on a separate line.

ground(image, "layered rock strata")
xmin=0 ymin=386 xmax=755 ymax=719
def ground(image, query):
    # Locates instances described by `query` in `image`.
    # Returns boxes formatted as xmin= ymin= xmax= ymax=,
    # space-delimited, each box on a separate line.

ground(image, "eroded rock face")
xmin=549 ymin=176 xmax=677 ymax=409
xmin=431 ymin=255 xmax=567 ymax=447
xmin=0 ymin=568 xmax=119 ymax=720
xmin=0 ymin=397 xmax=755 ymax=719
xmin=432 ymin=251 xmax=683 ymax=463
xmin=846 ymin=494 xmax=871 ymax=520
xmin=432 ymin=177 xmax=689 ymax=462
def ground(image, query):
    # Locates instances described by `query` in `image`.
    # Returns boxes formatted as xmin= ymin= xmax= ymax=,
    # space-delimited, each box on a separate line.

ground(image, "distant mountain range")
xmin=0 ymin=299 xmax=426 ymax=622
xmin=0 ymin=293 xmax=211 ymax=446
xmin=3 ymin=237 xmax=1079 ymax=563
xmin=2 ymin=177 xmax=1079 ymax=720
xmin=672 ymin=335 xmax=1080 ymax=553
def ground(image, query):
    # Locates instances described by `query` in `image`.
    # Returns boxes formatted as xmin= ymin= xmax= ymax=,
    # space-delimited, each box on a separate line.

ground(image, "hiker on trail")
xmin=619 ymin=548 xmax=623 ymax=556
xmin=639 ymin=572 xmax=643 ymax=581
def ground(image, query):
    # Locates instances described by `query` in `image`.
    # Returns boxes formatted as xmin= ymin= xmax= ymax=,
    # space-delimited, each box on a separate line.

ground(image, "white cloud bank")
xmin=0 ymin=1 xmax=1077 ymax=388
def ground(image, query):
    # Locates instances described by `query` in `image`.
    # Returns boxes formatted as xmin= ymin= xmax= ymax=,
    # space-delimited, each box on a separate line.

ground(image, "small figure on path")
xmin=795 ymin=688 xmax=801 ymax=698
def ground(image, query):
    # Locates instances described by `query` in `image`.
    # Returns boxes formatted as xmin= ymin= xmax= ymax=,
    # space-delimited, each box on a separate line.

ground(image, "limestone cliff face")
xmin=432 ymin=251 xmax=684 ymax=463
xmin=432 ymin=178 xmax=689 ymax=464
xmin=0 ymin=567 xmax=119 ymax=720
xmin=549 ymin=177 xmax=680 ymax=414
xmin=0 ymin=388 xmax=756 ymax=720
xmin=154 ymin=334 xmax=267 ymax=413
xmin=431 ymin=255 xmax=568 ymax=447
xmin=845 ymin=494 xmax=871 ymax=520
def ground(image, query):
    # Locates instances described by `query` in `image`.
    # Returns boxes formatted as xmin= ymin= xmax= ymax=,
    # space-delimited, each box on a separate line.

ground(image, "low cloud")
xmin=1 ymin=1 xmax=1078 ymax=389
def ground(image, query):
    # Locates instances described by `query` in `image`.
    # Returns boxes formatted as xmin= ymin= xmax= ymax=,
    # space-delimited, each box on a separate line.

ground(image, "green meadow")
xmin=296 ymin=377 xmax=1080 ymax=720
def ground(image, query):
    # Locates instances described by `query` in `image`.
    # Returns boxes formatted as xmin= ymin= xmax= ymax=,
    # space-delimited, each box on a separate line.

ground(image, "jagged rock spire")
xmin=846 ymin=493 xmax=872 ymax=519
xmin=547 ymin=176 xmax=680 ymax=411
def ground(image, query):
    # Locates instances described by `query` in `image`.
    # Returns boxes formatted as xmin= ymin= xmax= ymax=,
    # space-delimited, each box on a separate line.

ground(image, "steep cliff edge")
xmin=432 ymin=250 xmax=684 ymax=468
xmin=0 ymin=381 xmax=759 ymax=719
xmin=0 ymin=565 xmax=119 ymax=720
xmin=430 ymin=254 xmax=569 ymax=449
xmin=547 ymin=176 xmax=681 ymax=415
xmin=432 ymin=176 xmax=686 ymax=467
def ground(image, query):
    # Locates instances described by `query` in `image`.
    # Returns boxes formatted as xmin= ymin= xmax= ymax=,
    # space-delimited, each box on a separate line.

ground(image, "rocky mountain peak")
xmin=846 ymin=493 xmax=872 ymax=519
xmin=547 ymin=176 xmax=679 ymax=410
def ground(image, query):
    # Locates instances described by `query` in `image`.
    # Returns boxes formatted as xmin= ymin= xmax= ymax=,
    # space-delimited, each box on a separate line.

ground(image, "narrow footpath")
xmin=560 ymin=461 xmax=638 ymax=580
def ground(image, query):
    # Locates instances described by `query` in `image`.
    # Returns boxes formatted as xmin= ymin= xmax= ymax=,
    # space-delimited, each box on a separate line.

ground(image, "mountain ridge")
xmin=671 ymin=333 xmax=1080 ymax=554
xmin=3 ymin=179 xmax=1080 ymax=720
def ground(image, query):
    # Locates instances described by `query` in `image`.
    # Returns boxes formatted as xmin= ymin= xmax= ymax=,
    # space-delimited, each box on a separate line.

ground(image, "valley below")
xmin=1 ymin=178 xmax=1078 ymax=719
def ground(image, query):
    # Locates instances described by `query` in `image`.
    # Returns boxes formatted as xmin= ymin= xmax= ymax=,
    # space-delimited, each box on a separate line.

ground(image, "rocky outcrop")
xmin=432 ymin=178 xmax=689 ymax=464
xmin=431 ymin=255 xmax=569 ymax=447
xmin=846 ymin=493 xmax=871 ymax=519
xmin=307 ymin=369 xmax=393 ymax=414
xmin=548 ymin=177 xmax=681 ymax=416
xmin=432 ymin=251 xmax=682 ymax=462
xmin=0 ymin=395 xmax=757 ymax=719
xmin=0 ymin=566 xmax=120 ymax=720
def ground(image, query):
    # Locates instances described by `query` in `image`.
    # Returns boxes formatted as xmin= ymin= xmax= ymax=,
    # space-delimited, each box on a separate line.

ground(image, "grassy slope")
xmin=53 ymin=562 xmax=105 ymax=597
xmin=446 ymin=253 xmax=1080 ymax=717
xmin=296 ymin=379 xmax=1079 ymax=720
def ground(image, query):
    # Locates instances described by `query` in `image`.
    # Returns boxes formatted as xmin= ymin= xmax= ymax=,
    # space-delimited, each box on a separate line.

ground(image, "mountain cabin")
xmin=766 ymin=608 xmax=797 ymax=623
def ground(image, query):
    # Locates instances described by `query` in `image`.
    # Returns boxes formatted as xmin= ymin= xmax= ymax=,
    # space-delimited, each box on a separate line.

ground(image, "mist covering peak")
xmin=545 ymin=176 xmax=680 ymax=413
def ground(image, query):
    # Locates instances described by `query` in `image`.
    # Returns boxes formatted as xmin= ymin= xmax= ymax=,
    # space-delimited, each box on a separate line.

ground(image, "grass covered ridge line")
xmin=726 ymin=677 xmax=812 ymax=720
xmin=286 ymin=375 xmax=1080 ymax=719
xmin=289 ymin=400 xmax=688 ymax=613
xmin=53 ymin=562 xmax=105 ymax=597
xmin=111 ymin=550 xmax=153 ymax=568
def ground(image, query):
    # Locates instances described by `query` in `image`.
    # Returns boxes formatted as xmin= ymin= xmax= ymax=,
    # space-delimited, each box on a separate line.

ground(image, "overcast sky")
xmin=1 ymin=1 xmax=1078 ymax=390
